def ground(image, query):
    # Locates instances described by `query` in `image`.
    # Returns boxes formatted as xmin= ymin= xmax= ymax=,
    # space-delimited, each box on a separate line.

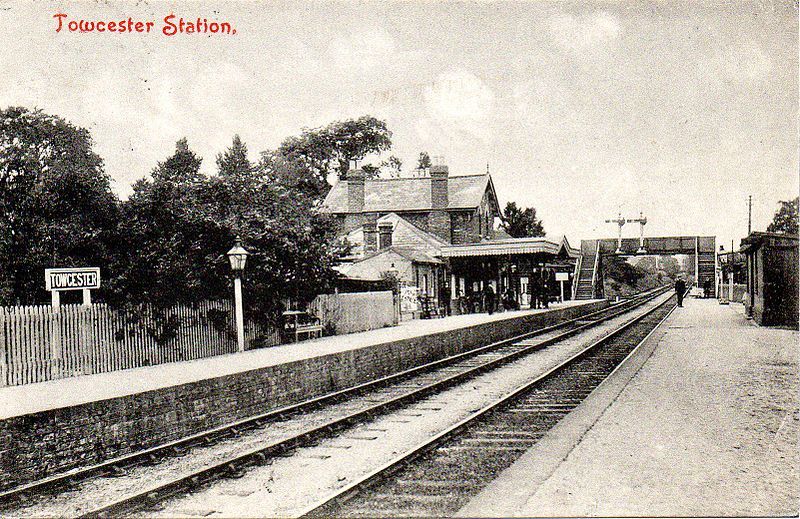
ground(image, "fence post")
xmin=50 ymin=297 xmax=62 ymax=377
xmin=0 ymin=307 xmax=6 ymax=387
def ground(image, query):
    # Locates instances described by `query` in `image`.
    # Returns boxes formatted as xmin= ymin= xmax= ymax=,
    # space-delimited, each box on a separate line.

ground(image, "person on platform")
xmin=675 ymin=277 xmax=687 ymax=307
xmin=438 ymin=281 xmax=451 ymax=317
xmin=483 ymin=284 xmax=496 ymax=315
xmin=541 ymin=270 xmax=550 ymax=309
xmin=503 ymin=287 xmax=518 ymax=311
xmin=703 ymin=279 xmax=711 ymax=299
xmin=529 ymin=269 xmax=540 ymax=309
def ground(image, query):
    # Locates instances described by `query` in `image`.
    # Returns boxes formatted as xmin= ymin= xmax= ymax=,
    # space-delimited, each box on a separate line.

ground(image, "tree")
xmin=216 ymin=135 xmax=254 ymax=181
xmin=381 ymin=156 xmax=403 ymax=178
xmin=500 ymin=202 xmax=545 ymax=238
xmin=416 ymin=152 xmax=431 ymax=176
xmin=106 ymin=139 xmax=227 ymax=312
xmin=110 ymin=137 xmax=343 ymax=326
xmin=767 ymin=197 xmax=799 ymax=235
xmin=262 ymin=116 xmax=393 ymax=201
xmin=0 ymin=107 xmax=119 ymax=305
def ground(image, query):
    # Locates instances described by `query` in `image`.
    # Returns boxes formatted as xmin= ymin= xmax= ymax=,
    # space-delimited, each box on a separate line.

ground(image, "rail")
xmin=0 ymin=287 xmax=670 ymax=516
xmin=301 ymin=290 xmax=676 ymax=516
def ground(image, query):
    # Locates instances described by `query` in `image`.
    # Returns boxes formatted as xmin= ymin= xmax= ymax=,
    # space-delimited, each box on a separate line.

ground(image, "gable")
xmin=342 ymin=213 xmax=448 ymax=259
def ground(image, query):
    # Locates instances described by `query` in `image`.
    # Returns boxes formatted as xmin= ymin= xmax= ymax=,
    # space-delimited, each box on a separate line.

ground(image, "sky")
xmin=0 ymin=0 xmax=797 ymax=250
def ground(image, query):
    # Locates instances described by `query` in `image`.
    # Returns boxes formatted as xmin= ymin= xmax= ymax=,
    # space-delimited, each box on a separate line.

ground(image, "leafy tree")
xmin=326 ymin=117 xmax=392 ymax=177
xmin=767 ymin=197 xmax=799 ymax=235
xmin=416 ymin=152 xmax=431 ymax=176
xmin=500 ymin=202 xmax=545 ymax=238
xmin=0 ymin=107 xmax=119 ymax=305
xmin=216 ymin=134 xmax=254 ymax=181
xmin=380 ymin=156 xmax=403 ymax=178
xmin=262 ymin=116 xmax=392 ymax=200
xmin=105 ymin=139 xmax=228 ymax=312
xmin=110 ymin=137 xmax=343 ymax=327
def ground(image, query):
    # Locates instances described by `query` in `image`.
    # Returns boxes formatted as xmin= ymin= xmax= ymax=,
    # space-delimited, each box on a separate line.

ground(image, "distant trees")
xmin=261 ymin=115 xmax=393 ymax=200
xmin=0 ymin=107 xmax=119 ymax=305
xmin=416 ymin=152 xmax=432 ymax=176
xmin=500 ymin=202 xmax=545 ymax=238
xmin=767 ymin=197 xmax=799 ymax=235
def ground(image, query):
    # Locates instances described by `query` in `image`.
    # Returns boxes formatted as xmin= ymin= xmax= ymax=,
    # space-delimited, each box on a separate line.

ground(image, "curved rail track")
xmin=0 ymin=288 xmax=671 ymax=517
xmin=302 ymin=292 xmax=677 ymax=517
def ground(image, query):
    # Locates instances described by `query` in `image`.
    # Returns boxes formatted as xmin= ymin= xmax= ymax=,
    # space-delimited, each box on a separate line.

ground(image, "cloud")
xmin=328 ymin=27 xmax=397 ymax=72
xmin=549 ymin=11 xmax=622 ymax=55
xmin=424 ymin=70 xmax=494 ymax=122
xmin=703 ymin=40 xmax=773 ymax=86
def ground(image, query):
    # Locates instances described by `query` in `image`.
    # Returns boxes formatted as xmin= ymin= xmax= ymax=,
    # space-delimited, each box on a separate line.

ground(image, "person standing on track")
xmin=675 ymin=277 xmax=687 ymax=307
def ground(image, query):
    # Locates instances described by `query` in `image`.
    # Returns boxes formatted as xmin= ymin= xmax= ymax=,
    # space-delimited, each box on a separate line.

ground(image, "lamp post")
xmin=227 ymin=237 xmax=250 ymax=352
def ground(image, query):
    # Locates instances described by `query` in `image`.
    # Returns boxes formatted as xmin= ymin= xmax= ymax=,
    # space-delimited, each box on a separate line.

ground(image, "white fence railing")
xmin=0 ymin=301 xmax=280 ymax=387
xmin=309 ymin=291 xmax=397 ymax=335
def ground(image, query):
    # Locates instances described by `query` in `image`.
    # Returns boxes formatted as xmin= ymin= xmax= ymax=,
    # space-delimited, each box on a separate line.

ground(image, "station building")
xmin=739 ymin=232 xmax=798 ymax=328
xmin=320 ymin=162 xmax=579 ymax=315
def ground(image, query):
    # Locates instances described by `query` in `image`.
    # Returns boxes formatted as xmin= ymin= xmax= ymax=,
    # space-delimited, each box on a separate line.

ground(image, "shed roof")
xmin=321 ymin=174 xmax=496 ymax=214
xmin=739 ymin=232 xmax=799 ymax=253
xmin=440 ymin=235 xmax=579 ymax=259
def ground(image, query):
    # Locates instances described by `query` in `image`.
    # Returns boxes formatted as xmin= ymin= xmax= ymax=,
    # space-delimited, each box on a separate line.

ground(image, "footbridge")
xmin=573 ymin=236 xmax=716 ymax=300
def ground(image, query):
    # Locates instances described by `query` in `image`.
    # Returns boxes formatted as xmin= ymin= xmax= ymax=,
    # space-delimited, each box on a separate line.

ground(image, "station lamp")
xmin=227 ymin=237 xmax=250 ymax=352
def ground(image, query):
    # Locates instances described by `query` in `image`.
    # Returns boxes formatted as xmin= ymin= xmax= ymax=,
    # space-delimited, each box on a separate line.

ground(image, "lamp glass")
xmin=227 ymin=242 xmax=249 ymax=272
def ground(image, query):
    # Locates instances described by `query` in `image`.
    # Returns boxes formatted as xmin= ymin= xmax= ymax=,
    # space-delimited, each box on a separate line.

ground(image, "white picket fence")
xmin=0 ymin=301 xmax=281 ymax=387
xmin=309 ymin=291 xmax=397 ymax=335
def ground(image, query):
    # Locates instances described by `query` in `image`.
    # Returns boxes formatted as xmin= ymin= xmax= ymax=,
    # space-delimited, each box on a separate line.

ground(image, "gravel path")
xmin=489 ymin=299 xmax=798 ymax=516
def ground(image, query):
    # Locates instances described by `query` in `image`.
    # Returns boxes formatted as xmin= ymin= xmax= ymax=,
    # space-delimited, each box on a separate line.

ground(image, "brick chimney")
xmin=378 ymin=222 xmax=394 ymax=250
xmin=363 ymin=214 xmax=378 ymax=254
xmin=430 ymin=158 xmax=449 ymax=209
xmin=429 ymin=156 xmax=450 ymax=242
xmin=347 ymin=168 xmax=365 ymax=214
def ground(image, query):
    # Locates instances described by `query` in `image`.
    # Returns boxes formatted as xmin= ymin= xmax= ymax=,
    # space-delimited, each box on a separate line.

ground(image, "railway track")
xmin=302 ymin=292 xmax=676 ymax=517
xmin=0 ymin=288 xmax=670 ymax=517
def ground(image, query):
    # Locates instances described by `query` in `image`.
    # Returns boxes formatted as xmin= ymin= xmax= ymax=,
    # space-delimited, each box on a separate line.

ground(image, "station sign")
xmin=45 ymin=267 xmax=101 ymax=292
xmin=555 ymin=272 xmax=569 ymax=281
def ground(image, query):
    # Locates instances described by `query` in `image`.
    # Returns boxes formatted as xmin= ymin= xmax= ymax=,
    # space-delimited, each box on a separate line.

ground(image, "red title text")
xmin=53 ymin=14 xmax=237 ymax=36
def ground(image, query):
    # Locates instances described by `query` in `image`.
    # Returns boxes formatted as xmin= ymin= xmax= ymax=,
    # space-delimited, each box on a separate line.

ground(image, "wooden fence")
xmin=0 ymin=301 xmax=281 ymax=387
xmin=309 ymin=291 xmax=397 ymax=335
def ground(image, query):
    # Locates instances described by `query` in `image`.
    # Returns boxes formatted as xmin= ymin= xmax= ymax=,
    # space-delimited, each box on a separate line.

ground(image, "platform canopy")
xmin=440 ymin=236 xmax=579 ymax=259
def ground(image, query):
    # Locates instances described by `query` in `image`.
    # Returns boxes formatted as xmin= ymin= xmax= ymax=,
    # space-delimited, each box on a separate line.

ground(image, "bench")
xmin=282 ymin=311 xmax=323 ymax=342
xmin=295 ymin=322 xmax=323 ymax=341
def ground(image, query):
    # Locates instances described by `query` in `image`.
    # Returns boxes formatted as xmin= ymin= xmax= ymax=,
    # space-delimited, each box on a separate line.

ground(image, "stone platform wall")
xmin=0 ymin=301 xmax=607 ymax=490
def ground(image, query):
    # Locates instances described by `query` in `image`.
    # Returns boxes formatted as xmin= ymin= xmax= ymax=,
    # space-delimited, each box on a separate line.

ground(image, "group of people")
xmin=527 ymin=268 xmax=554 ymax=309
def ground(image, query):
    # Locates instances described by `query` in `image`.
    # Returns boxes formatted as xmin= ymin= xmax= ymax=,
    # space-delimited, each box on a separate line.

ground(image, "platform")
xmin=0 ymin=300 xmax=596 ymax=420
xmin=459 ymin=299 xmax=799 ymax=516
xmin=0 ymin=299 xmax=609 ymax=491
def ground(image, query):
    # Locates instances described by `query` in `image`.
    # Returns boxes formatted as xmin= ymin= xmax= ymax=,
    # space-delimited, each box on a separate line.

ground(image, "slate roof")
xmin=321 ymin=175 xmax=494 ymax=213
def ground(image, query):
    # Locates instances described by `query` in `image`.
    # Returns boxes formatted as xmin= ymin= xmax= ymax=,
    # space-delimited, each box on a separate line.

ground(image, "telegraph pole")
xmin=747 ymin=195 xmax=752 ymax=234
